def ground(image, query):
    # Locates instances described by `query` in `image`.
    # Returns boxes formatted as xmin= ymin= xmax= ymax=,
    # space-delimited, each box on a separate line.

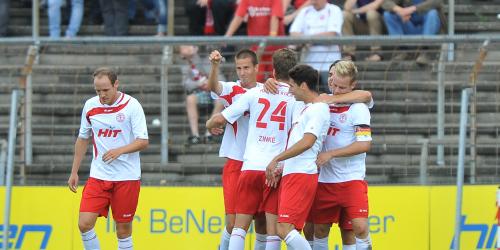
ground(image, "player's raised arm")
xmin=208 ymin=50 xmax=224 ymax=95
xmin=316 ymin=90 xmax=372 ymax=104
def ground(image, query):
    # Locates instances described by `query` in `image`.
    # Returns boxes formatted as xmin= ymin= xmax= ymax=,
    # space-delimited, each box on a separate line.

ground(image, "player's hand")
xmin=209 ymin=127 xmax=224 ymax=135
xmin=209 ymin=50 xmax=223 ymax=65
xmin=102 ymin=148 xmax=123 ymax=164
xmin=316 ymin=152 xmax=333 ymax=167
xmin=315 ymin=93 xmax=333 ymax=104
xmin=265 ymin=160 xmax=278 ymax=187
xmin=264 ymin=78 xmax=279 ymax=94
xmin=67 ymin=173 xmax=79 ymax=193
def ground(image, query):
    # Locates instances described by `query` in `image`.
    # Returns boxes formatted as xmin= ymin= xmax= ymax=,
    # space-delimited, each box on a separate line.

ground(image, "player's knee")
xmin=78 ymin=220 xmax=94 ymax=233
xmin=276 ymin=223 xmax=290 ymax=239
xmin=226 ymin=220 xmax=235 ymax=233
xmin=314 ymin=225 xmax=330 ymax=239
xmin=115 ymin=223 xmax=132 ymax=238
xmin=352 ymin=222 xmax=369 ymax=237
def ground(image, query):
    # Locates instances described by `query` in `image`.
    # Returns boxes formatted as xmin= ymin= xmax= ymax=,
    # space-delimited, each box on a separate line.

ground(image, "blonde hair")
xmin=331 ymin=60 xmax=358 ymax=83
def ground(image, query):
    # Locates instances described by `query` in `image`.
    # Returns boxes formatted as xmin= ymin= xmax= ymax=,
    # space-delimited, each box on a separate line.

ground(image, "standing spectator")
xmin=100 ymin=0 xmax=129 ymax=36
xmin=185 ymin=0 xmax=207 ymax=35
xmin=0 ymin=0 xmax=9 ymax=36
xmin=289 ymin=0 xmax=343 ymax=91
xmin=179 ymin=45 xmax=224 ymax=144
xmin=283 ymin=0 xmax=311 ymax=27
xmin=225 ymin=0 xmax=285 ymax=82
xmin=382 ymin=0 xmax=444 ymax=64
xmin=154 ymin=0 xmax=168 ymax=36
xmin=48 ymin=0 xmax=84 ymax=38
xmin=343 ymin=0 xmax=384 ymax=61
xmin=211 ymin=0 xmax=243 ymax=36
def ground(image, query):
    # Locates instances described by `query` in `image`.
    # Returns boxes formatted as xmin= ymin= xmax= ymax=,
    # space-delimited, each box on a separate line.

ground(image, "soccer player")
xmin=312 ymin=60 xmax=373 ymax=250
xmin=207 ymin=49 xmax=267 ymax=250
xmin=67 ymin=67 xmax=149 ymax=250
xmin=265 ymin=64 xmax=330 ymax=250
xmin=207 ymin=48 xmax=299 ymax=250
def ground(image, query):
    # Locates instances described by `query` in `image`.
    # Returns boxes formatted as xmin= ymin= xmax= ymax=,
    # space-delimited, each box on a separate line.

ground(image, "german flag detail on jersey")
xmin=355 ymin=126 xmax=372 ymax=140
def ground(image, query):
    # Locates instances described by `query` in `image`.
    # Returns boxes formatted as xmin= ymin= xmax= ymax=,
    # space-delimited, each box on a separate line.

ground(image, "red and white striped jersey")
xmin=221 ymin=83 xmax=296 ymax=171
xmin=78 ymin=92 xmax=148 ymax=181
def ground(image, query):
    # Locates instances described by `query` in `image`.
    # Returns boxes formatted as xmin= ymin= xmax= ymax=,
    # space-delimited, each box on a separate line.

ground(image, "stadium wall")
xmin=0 ymin=185 xmax=496 ymax=250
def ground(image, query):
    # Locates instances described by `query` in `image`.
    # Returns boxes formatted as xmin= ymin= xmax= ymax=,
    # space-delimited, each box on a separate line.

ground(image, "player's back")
xmin=242 ymin=83 xmax=296 ymax=171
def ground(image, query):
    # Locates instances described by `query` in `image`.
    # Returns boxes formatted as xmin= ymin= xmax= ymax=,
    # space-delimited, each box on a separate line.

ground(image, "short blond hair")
xmin=330 ymin=60 xmax=358 ymax=83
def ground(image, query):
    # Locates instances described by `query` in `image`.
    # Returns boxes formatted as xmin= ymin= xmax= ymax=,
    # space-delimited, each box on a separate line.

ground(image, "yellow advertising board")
xmin=0 ymin=185 xmax=497 ymax=249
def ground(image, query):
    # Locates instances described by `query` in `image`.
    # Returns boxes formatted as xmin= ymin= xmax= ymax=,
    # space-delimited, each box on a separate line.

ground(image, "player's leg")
xmin=303 ymin=222 xmax=314 ymax=247
xmin=340 ymin=228 xmax=356 ymax=250
xmin=344 ymin=181 xmax=371 ymax=250
xmin=79 ymin=178 xmax=111 ymax=250
xmin=351 ymin=218 xmax=371 ymax=250
xmin=220 ymin=159 xmax=242 ymax=250
xmin=111 ymin=180 xmax=141 ymax=250
xmin=261 ymin=180 xmax=280 ymax=250
xmin=312 ymin=223 xmax=331 ymax=250
xmin=229 ymin=214 xmax=254 ymax=250
xmin=254 ymin=213 xmax=268 ymax=250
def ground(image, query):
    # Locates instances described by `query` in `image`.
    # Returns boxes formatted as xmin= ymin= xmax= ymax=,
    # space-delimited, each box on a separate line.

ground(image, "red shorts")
xmin=234 ymin=170 xmax=279 ymax=215
xmin=310 ymin=180 xmax=369 ymax=229
xmin=278 ymin=173 xmax=318 ymax=230
xmin=251 ymin=45 xmax=285 ymax=82
xmin=222 ymin=158 xmax=243 ymax=214
xmin=80 ymin=177 xmax=141 ymax=223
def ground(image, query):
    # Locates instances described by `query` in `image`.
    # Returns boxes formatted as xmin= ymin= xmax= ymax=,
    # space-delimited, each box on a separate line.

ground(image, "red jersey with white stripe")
xmin=319 ymin=102 xmax=372 ymax=183
xmin=211 ymin=81 xmax=259 ymax=161
xmin=78 ymin=92 xmax=148 ymax=181
xmin=283 ymin=102 xmax=330 ymax=176
xmin=222 ymin=83 xmax=296 ymax=171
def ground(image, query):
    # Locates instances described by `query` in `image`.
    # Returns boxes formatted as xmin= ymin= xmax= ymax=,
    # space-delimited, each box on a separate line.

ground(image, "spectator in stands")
xmin=382 ymin=0 xmax=444 ymax=64
xmin=154 ymin=0 xmax=168 ymax=36
xmin=47 ymin=0 xmax=84 ymax=38
xmin=211 ymin=0 xmax=243 ymax=36
xmin=179 ymin=45 xmax=224 ymax=144
xmin=0 ymin=0 xmax=8 ymax=37
xmin=342 ymin=0 xmax=385 ymax=61
xmin=100 ymin=0 xmax=129 ymax=36
xmin=185 ymin=0 xmax=207 ymax=35
xmin=225 ymin=0 xmax=285 ymax=82
xmin=289 ymin=0 xmax=343 ymax=91
xmin=283 ymin=0 xmax=311 ymax=27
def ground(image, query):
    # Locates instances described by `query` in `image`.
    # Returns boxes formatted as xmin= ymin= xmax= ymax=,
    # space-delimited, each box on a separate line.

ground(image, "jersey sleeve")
xmin=130 ymin=98 xmax=149 ymax=140
xmin=326 ymin=5 xmax=343 ymax=34
xmin=78 ymin=101 xmax=92 ymax=139
xmin=289 ymin=7 xmax=306 ymax=33
xmin=235 ymin=0 xmax=249 ymax=17
xmin=303 ymin=103 xmax=330 ymax=138
xmin=350 ymin=103 xmax=372 ymax=142
xmin=211 ymin=81 xmax=238 ymax=101
xmin=221 ymin=88 xmax=253 ymax=124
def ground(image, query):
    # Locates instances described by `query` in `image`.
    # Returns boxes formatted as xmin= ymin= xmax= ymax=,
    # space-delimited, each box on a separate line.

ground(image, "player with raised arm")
xmin=207 ymin=48 xmax=268 ymax=250
xmin=264 ymin=64 xmax=330 ymax=250
xmin=312 ymin=60 xmax=373 ymax=250
xmin=207 ymin=48 xmax=298 ymax=250
xmin=67 ymin=67 xmax=149 ymax=250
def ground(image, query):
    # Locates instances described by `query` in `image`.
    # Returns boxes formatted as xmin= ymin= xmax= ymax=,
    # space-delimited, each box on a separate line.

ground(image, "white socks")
xmin=81 ymin=228 xmax=100 ymax=250
xmin=228 ymin=228 xmax=247 ymax=250
xmin=284 ymin=229 xmax=312 ymax=250
xmin=343 ymin=244 xmax=356 ymax=250
xmin=254 ymin=233 xmax=267 ymax=250
xmin=312 ymin=236 xmax=328 ymax=250
xmin=118 ymin=236 xmax=133 ymax=250
xmin=355 ymin=234 xmax=372 ymax=250
xmin=219 ymin=228 xmax=231 ymax=250
xmin=266 ymin=235 xmax=281 ymax=250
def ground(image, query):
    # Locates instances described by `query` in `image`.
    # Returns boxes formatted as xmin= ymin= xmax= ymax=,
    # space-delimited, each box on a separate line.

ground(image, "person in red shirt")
xmin=225 ymin=0 xmax=285 ymax=82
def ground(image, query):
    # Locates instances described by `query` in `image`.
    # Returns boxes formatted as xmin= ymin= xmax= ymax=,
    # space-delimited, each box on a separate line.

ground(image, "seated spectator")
xmin=225 ymin=0 xmax=285 ymax=82
xmin=179 ymin=45 xmax=224 ymax=144
xmin=342 ymin=0 xmax=384 ymax=61
xmin=382 ymin=0 xmax=444 ymax=64
xmin=100 ymin=0 xmax=128 ymax=36
xmin=289 ymin=0 xmax=342 ymax=91
xmin=48 ymin=0 xmax=84 ymax=38
xmin=0 ymin=0 xmax=8 ymax=37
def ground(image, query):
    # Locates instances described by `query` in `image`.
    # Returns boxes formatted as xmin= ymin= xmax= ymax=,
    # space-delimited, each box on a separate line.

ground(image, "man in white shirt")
xmin=207 ymin=48 xmax=299 ymax=250
xmin=313 ymin=60 xmax=373 ymax=250
xmin=67 ymin=67 xmax=149 ymax=250
xmin=289 ymin=0 xmax=343 ymax=90
xmin=265 ymin=64 xmax=330 ymax=250
xmin=207 ymin=48 xmax=267 ymax=250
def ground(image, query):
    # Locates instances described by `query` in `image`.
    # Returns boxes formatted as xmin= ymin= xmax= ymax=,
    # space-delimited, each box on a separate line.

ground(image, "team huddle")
xmin=68 ymin=47 xmax=373 ymax=250
xmin=206 ymin=48 xmax=373 ymax=250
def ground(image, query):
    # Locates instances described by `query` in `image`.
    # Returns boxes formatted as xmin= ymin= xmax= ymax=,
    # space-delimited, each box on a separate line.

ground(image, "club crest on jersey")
xmin=116 ymin=113 xmax=125 ymax=122
xmin=339 ymin=114 xmax=347 ymax=123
